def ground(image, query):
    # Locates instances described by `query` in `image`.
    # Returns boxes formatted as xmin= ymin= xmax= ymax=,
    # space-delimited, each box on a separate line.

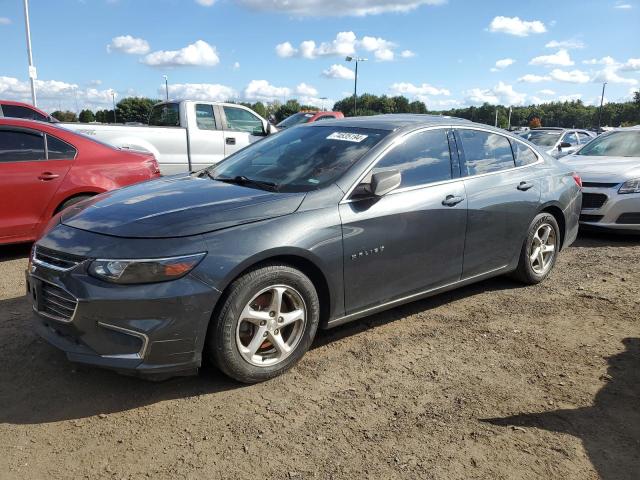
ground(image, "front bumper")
xmin=579 ymin=187 xmax=640 ymax=232
xmin=27 ymin=234 xmax=220 ymax=377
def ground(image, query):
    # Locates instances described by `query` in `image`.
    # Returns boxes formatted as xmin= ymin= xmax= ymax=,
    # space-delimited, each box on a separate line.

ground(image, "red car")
xmin=276 ymin=111 xmax=345 ymax=129
xmin=0 ymin=100 xmax=58 ymax=123
xmin=0 ymin=118 xmax=160 ymax=245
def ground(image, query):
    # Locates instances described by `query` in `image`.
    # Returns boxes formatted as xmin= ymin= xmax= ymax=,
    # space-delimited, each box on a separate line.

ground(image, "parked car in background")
xmin=561 ymin=127 xmax=640 ymax=232
xmin=0 ymin=100 xmax=58 ymax=123
xmin=519 ymin=127 xmax=595 ymax=158
xmin=28 ymin=115 xmax=580 ymax=383
xmin=276 ymin=111 xmax=344 ymax=129
xmin=0 ymin=118 xmax=160 ymax=245
xmin=62 ymin=101 xmax=276 ymax=175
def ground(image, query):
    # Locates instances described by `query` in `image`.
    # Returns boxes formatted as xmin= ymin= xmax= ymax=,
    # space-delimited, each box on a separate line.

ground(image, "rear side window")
xmin=2 ymin=104 xmax=48 ymax=122
xmin=47 ymin=135 xmax=77 ymax=160
xmin=510 ymin=140 xmax=538 ymax=167
xmin=0 ymin=130 xmax=45 ymax=162
xmin=314 ymin=115 xmax=335 ymax=122
xmin=562 ymin=132 xmax=578 ymax=146
xmin=195 ymin=104 xmax=217 ymax=130
xmin=373 ymin=129 xmax=453 ymax=188
xmin=458 ymin=129 xmax=515 ymax=176
xmin=578 ymin=132 xmax=593 ymax=143
xmin=223 ymin=106 xmax=263 ymax=135
xmin=148 ymin=103 xmax=180 ymax=127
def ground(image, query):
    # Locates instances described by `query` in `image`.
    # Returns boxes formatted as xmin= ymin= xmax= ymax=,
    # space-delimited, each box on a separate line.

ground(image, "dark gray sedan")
xmin=27 ymin=115 xmax=581 ymax=383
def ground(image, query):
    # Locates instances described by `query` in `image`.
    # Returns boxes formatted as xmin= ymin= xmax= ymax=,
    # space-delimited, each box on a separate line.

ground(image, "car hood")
xmin=560 ymin=155 xmax=640 ymax=182
xmin=61 ymin=174 xmax=306 ymax=238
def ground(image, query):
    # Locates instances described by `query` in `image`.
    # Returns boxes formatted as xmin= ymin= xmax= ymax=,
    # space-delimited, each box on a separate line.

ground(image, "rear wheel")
xmin=208 ymin=264 xmax=320 ymax=383
xmin=55 ymin=194 xmax=93 ymax=214
xmin=512 ymin=213 xmax=560 ymax=285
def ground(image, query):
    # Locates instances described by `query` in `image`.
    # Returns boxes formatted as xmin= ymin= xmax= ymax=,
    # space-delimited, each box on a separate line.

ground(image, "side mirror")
xmin=261 ymin=120 xmax=277 ymax=136
xmin=559 ymin=142 xmax=572 ymax=149
xmin=366 ymin=170 xmax=402 ymax=196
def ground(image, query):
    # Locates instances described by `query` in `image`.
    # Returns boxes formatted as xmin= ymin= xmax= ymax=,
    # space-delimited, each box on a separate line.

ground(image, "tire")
xmin=55 ymin=195 xmax=93 ymax=214
xmin=512 ymin=212 xmax=561 ymax=285
xmin=208 ymin=264 xmax=320 ymax=383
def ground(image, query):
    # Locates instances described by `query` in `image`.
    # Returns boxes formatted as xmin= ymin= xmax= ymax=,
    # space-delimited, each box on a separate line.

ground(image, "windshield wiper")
xmin=214 ymin=175 xmax=279 ymax=191
xmin=195 ymin=169 xmax=216 ymax=180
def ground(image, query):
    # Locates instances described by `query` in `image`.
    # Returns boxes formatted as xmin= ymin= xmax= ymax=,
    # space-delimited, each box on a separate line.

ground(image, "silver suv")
xmin=520 ymin=128 xmax=595 ymax=158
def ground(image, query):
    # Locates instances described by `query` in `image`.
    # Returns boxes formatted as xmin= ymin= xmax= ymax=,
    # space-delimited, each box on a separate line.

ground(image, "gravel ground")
xmin=0 ymin=232 xmax=638 ymax=480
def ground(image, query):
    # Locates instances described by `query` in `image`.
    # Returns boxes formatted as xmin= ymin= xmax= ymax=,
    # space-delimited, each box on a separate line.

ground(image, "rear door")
xmin=340 ymin=127 xmax=467 ymax=314
xmin=0 ymin=128 xmax=72 ymax=240
xmin=187 ymin=103 xmax=226 ymax=169
xmin=220 ymin=105 xmax=266 ymax=156
xmin=454 ymin=127 xmax=542 ymax=278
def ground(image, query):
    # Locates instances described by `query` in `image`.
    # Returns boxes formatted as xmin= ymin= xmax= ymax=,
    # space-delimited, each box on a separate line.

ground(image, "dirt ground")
xmin=0 ymin=232 xmax=638 ymax=480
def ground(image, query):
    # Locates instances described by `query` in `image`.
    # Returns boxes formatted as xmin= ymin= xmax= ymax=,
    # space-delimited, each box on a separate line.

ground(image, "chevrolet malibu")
xmin=27 ymin=115 xmax=581 ymax=383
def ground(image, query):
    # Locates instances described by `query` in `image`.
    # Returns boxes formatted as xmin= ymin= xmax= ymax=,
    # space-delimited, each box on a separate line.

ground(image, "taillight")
xmin=144 ymin=157 xmax=161 ymax=176
xmin=572 ymin=172 xmax=582 ymax=189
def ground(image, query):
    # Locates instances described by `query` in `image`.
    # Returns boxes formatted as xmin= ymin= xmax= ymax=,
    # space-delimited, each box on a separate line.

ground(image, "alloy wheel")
xmin=529 ymin=223 xmax=557 ymax=275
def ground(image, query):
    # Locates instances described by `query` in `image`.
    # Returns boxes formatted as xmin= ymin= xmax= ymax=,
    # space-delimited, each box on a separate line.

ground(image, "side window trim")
xmin=44 ymin=133 xmax=78 ymax=160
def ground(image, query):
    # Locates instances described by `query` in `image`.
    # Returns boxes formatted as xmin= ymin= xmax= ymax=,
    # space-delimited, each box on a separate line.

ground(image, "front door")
xmin=340 ymin=127 xmax=467 ymax=314
xmin=221 ymin=106 xmax=266 ymax=156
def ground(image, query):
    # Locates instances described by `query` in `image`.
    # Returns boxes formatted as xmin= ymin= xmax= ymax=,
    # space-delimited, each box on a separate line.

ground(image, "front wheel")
xmin=207 ymin=264 xmax=320 ymax=383
xmin=512 ymin=213 xmax=560 ymax=285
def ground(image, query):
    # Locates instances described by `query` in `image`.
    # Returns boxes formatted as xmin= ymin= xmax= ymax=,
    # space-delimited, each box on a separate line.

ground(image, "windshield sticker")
xmin=327 ymin=132 xmax=368 ymax=143
xmin=308 ymin=178 xmax=320 ymax=184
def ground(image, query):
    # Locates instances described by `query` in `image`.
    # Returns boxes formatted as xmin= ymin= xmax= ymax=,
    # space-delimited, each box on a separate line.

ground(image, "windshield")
xmin=208 ymin=126 xmax=389 ymax=192
xmin=277 ymin=112 xmax=316 ymax=128
xmin=577 ymin=130 xmax=640 ymax=157
xmin=520 ymin=130 xmax=561 ymax=147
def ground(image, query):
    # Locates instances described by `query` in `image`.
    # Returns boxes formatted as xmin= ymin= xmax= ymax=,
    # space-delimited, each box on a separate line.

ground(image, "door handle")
xmin=38 ymin=172 xmax=59 ymax=181
xmin=226 ymin=137 xmax=236 ymax=145
xmin=517 ymin=181 xmax=534 ymax=191
xmin=442 ymin=195 xmax=464 ymax=207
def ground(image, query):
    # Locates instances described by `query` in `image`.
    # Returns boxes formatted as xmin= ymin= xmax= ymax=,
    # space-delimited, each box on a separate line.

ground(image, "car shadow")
xmin=0 ymin=242 xmax=32 ymax=261
xmin=572 ymin=229 xmax=640 ymax=248
xmin=482 ymin=338 xmax=640 ymax=480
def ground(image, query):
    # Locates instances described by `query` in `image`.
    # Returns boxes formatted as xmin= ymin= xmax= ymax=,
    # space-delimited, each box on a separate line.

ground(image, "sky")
xmin=0 ymin=0 xmax=639 ymax=113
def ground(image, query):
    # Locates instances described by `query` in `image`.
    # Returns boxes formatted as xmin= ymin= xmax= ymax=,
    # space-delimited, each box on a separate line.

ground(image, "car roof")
xmin=305 ymin=114 xmax=472 ymax=131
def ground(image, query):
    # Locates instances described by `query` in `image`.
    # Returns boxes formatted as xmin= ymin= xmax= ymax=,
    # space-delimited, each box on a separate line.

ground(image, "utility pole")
xmin=111 ymin=91 xmax=117 ymax=124
xmin=163 ymin=75 xmax=169 ymax=102
xmin=597 ymin=82 xmax=607 ymax=132
xmin=345 ymin=56 xmax=367 ymax=116
xmin=495 ymin=107 xmax=499 ymax=127
xmin=320 ymin=97 xmax=328 ymax=111
xmin=507 ymin=106 xmax=512 ymax=130
xmin=23 ymin=0 xmax=37 ymax=106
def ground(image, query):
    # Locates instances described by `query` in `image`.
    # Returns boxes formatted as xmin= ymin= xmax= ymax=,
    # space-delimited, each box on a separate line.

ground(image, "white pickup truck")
xmin=62 ymin=100 xmax=276 ymax=175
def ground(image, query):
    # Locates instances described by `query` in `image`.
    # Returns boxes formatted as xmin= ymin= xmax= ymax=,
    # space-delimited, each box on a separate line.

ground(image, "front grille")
xmin=582 ymin=193 xmax=608 ymax=209
xmin=34 ymin=246 xmax=86 ymax=271
xmin=582 ymin=182 xmax=619 ymax=188
xmin=40 ymin=282 xmax=78 ymax=321
xmin=580 ymin=214 xmax=604 ymax=223
xmin=616 ymin=213 xmax=640 ymax=225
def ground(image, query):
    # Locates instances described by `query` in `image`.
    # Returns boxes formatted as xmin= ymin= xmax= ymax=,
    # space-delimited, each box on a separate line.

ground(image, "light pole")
xmin=345 ymin=56 xmax=367 ymax=116
xmin=597 ymin=82 xmax=607 ymax=132
xmin=163 ymin=75 xmax=169 ymax=102
xmin=319 ymin=96 xmax=328 ymax=111
xmin=507 ymin=106 xmax=512 ymax=130
xmin=111 ymin=91 xmax=117 ymax=124
xmin=23 ymin=0 xmax=37 ymax=106
xmin=494 ymin=106 xmax=499 ymax=127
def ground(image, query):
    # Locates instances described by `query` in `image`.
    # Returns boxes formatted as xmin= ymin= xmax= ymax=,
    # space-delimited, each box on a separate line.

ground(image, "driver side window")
xmin=223 ymin=107 xmax=264 ymax=135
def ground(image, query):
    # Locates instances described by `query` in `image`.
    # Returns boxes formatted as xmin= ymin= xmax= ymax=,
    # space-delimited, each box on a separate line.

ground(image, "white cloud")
xmin=322 ymin=64 xmax=355 ymax=80
xmin=614 ymin=2 xmax=632 ymax=8
xmin=465 ymin=81 xmax=526 ymax=106
xmin=529 ymin=49 xmax=574 ymax=67
xmin=620 ymin=58 xmax=640 ymax=71
xmin=107 ymin=35 xmax=150 ymax=55
xmin=491 ymin=58 xmax=515 ymax=71
xmin=244 ymin=80 xmax=291 ymax=102
xmin=142 ymin=40 xmax=220 ymax=67
xmin=549 ymin=69 xmax=590 ymax=83
xmin=88 ymin=79 xmax=103 ymax=87
xmin=164 ymin=82 xmax=236 ymax=101
xmin=592 ymin=67 xmax=639 ymax=85
xmin=275 ymin=31 xmax=402 ymax=62
xmin=538 ymin=89 xmax=556 ymax=95
xmin=518 ymin=74 xmax=551 ymax=83
xmin=583 ymin=56 xmax=618 ymax=66
xmin=400 ymin=50 xmax=415 ymax=58
xmin=0 ymin=17 xmax=11 ymax=25
xmin=195 ymin=0 xmax=216 ymax=5
xmin=389 ymin=82 xmax=450 ymax=96
xmin=488 ymin=16 xmax=546 ymax=37
xmin=545 ymin=39 xmax=585 ymax=49
xmin=295 ymin=83 xmax=318 ymax=97
xmin=236 ymin=0 xmax=446 ymax=17
xmin=233 ymin=61 xmax=240 ymax=70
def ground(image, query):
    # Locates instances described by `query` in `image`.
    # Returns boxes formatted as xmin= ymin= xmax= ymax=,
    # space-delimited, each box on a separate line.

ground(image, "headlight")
xmin=619 ymin=178 xmax=640 ymax=194
xmin=88 ymin=253 xmax=206 ymax=284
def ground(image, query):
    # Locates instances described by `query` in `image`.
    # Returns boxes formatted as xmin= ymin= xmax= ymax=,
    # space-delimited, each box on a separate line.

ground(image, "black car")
xmin=28 ymin=115 xmax=582 ymax=383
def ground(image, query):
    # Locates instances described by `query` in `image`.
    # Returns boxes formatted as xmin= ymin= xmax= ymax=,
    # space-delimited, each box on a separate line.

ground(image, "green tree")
xmin=78 ymin=109 xmax=95 ymax=123
xmin=115 ymin=97 xmax=158 ymax=124
xmin=251 ymin=102 xmax=267 ymax=118
xmin=51 ymin=110 xmax=78 ymax=122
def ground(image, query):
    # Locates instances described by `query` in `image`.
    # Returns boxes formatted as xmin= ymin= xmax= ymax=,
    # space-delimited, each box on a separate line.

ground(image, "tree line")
xmin=51 ymin=91 xmax=640 ymax=129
